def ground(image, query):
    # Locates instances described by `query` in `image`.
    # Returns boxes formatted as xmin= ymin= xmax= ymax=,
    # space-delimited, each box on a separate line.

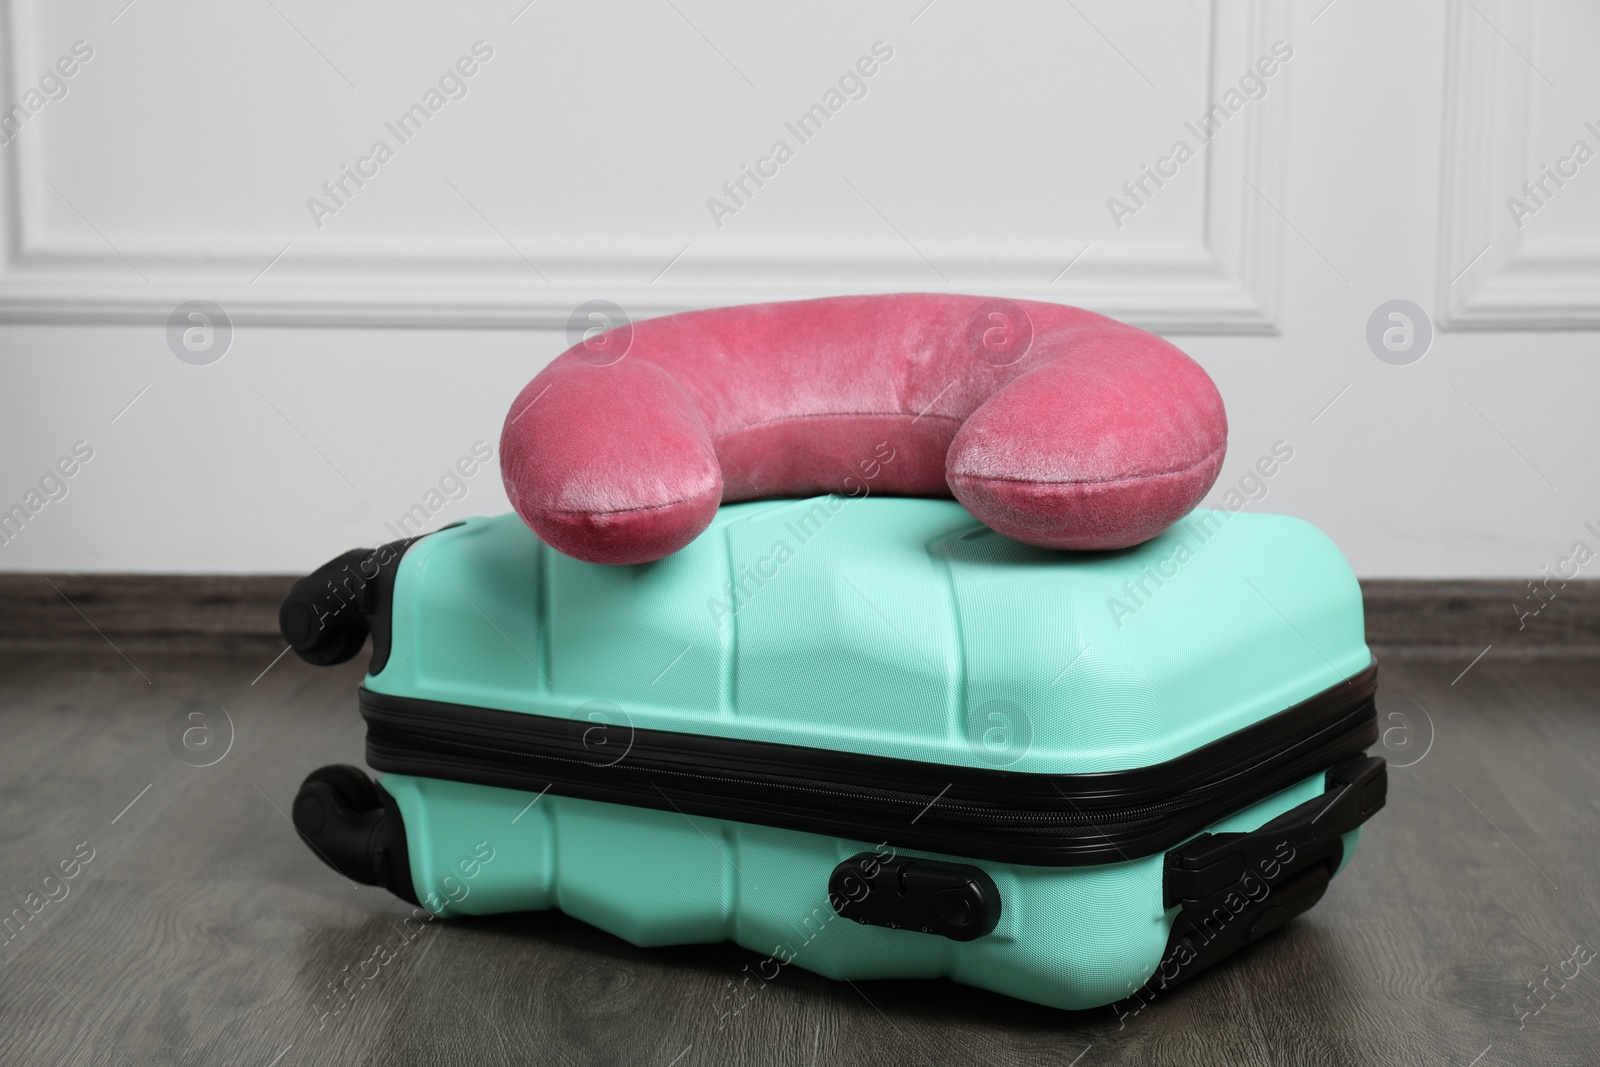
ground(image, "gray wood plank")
xmin=0 ymin=649 xmax=1596 ymax=1065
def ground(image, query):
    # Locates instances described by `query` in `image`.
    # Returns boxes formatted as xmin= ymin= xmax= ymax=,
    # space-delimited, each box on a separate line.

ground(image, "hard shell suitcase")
xmin=281 ymin=496 xmax=1386 ymax=1013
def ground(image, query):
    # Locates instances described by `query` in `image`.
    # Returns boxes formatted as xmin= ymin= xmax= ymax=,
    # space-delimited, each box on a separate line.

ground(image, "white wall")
xmin=0 ymin=0 xmax=1594 ymax=578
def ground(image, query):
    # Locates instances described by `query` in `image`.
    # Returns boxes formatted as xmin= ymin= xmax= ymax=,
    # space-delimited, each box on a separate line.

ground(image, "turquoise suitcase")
xmin=280 ymin=496 xmax=1385 ymax=1014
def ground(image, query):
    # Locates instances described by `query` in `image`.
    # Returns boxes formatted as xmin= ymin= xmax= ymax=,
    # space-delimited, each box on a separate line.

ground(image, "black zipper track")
xmin=361 ymin=660 xmax=1378 ymax=867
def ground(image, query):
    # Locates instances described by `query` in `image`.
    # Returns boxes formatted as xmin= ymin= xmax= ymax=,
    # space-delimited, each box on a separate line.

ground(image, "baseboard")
xmin=1359 ymin=579 xmax=1600 ymax=660
xmin=0 ymin=574 xmax=1595 ymax=659
xmin=0 ymin=573 xmax=293 ymax=655
xmin=0 ymin=572 xmax=1593 ymax=662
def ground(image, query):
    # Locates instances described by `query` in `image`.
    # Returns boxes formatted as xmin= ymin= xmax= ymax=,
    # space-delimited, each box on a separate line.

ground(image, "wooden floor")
xmin=0 ymin=646 xmax=1596 ymax=1067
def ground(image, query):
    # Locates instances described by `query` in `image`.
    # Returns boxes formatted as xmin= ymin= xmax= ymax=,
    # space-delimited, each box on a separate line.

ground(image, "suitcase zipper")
xmin=360 ymin=661 xmax=1379 ymax=867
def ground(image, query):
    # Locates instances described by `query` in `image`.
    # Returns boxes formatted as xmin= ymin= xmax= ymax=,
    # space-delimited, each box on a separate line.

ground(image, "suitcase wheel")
xmin=300 ymin=763 xmax=382 ymax=814
xmin=279 ymin=549 xmax=374 ymax=666
xmin=292 ymin=764 xmax=417 ymax=904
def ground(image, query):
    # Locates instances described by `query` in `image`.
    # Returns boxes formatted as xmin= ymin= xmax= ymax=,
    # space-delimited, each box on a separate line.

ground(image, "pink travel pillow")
xmin=501 ymin=293 xmax=1226 ymax=565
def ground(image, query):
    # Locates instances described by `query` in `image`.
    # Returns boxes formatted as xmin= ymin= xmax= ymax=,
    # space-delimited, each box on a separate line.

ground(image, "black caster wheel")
xmin=279 ymin=548 xmax=374 ymax=666
xmin=292 ymin=764 xmax=417 ymax=904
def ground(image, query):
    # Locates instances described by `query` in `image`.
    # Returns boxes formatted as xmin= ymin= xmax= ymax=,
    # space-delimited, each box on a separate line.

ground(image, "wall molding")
xmin=1435 ymin=0 xmax=1600 ymax=330
xmin=0 ymin=0 xmax=1290 ymax=334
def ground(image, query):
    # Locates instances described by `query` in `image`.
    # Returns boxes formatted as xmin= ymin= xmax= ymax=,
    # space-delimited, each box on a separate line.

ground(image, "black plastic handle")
xmin=1163 ymin=754 xmax=1387 ymax=908
xmin=1133 ymin=754 xmax=1387 ymax=998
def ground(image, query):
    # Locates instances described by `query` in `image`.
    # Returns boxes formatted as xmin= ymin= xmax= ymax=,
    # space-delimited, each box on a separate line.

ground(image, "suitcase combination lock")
xmin=828 ymin=854 xmax=1001 ymax=942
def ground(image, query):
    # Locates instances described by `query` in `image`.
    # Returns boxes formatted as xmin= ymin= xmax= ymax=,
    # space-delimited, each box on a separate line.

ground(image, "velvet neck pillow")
xmin=500 ymin=293 xmax=1227 ymax=565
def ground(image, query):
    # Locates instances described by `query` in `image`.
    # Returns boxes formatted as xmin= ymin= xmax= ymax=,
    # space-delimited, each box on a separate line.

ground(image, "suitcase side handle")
xmin=1132 ymin=754 xmax=1387 ymax=999
xmin=1162 ymin=754 xmax=1387 ymax=909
